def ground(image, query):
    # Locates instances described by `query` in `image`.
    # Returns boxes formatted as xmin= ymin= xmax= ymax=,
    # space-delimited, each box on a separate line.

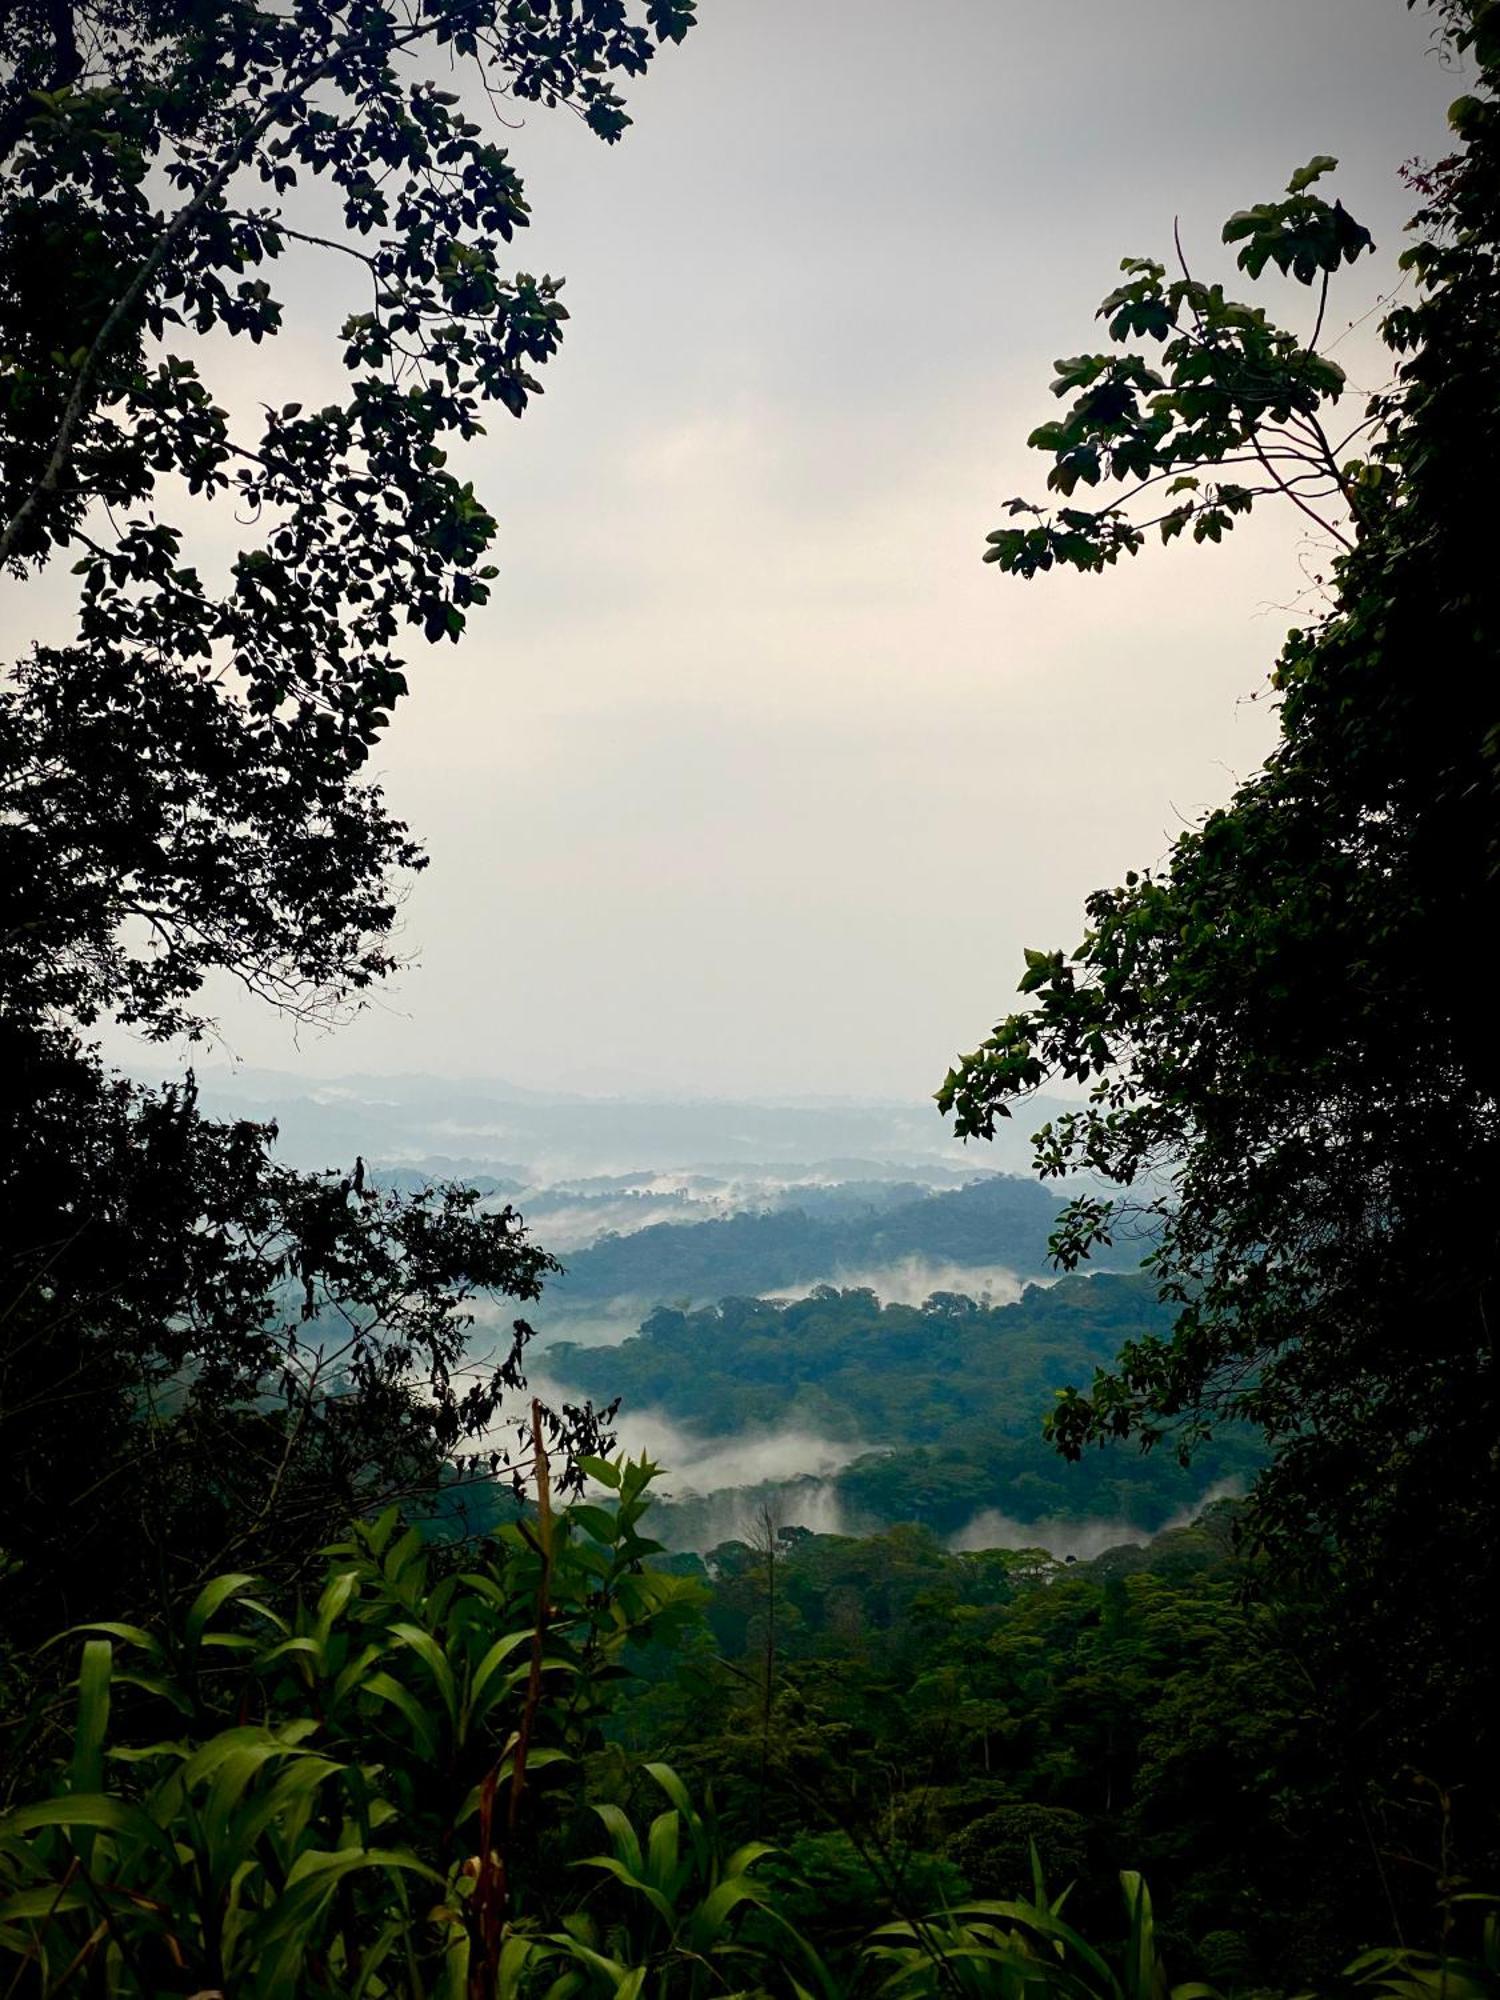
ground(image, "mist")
xmin=769 ymin=1257 xmax=1033 ymax=1310
xmin=658 ymin=1477 xmax=856 ymax=1554
xmin=948 ymin=1478 xmax=1247 ymax=1563
xmin=524 ymin=1370 xmax=866 ymax=1506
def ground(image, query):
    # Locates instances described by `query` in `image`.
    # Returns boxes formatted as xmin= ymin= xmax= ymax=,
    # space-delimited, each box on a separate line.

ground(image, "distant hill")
xmin=189 ymin=1067 xmax=1069 ymax=1178
xmin=548 ymin=1173 xmax=1083 ymax=1305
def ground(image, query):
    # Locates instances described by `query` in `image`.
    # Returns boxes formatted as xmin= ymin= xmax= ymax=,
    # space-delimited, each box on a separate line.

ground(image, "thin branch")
xmin=1309 ymin=267 xmax=1331 ymax=354
xmin=1251 ymin=436 xmax=1354 ymax=551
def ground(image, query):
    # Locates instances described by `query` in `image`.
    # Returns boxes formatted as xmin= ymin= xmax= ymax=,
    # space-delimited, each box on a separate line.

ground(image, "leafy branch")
xmin=982 ymin=158 xmax=1380 ymax=579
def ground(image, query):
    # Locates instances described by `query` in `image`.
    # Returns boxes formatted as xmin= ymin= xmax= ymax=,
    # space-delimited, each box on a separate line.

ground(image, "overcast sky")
xmin=95 ymin=1 xmax=1462 ymax=1100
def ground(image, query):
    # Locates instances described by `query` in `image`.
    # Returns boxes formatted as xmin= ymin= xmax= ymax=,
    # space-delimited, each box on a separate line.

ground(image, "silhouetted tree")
xmin=942 ymin=0 xmax=1500 ymax=1874
xmin=1 ymin=0 xmax=693 ymax=1643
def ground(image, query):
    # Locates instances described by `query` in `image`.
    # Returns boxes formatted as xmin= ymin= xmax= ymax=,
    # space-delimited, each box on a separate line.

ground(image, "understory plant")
xmin=0 ymin=1426 xmax=705 ymax=1997
xmin=2 ymin=1456 xmax=1492 ymax=1999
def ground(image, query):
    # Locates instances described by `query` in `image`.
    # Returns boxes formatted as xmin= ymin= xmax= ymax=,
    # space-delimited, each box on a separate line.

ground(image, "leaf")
xmin=576 ymin=1456 xmax=621 ymax=1490
xmin=314 ymin=1568 xmax=361 ymax=1643
xmin=184 ymin=1573 xmax=260 ymax=1654
xmin=1050 ymin=353 xmax=1106 ymax=396
xmin=70 ymin=1640 xmax=112 ymax=1794
xmin=725 ymin=1839 xmax=776 ymax=1876
xmin=259 ymin=1636 xmax=323 ymax=1667
xmin=592 ymin=1803 xmax=645 ymax=1877
xmin=642 ymin=1762 xmax=694 ymax=1818
xmin=468 ymin=1629 xmax=537 ymax=1720
xmin=364 ymin=1673 xmax=441 ymax=1760
xmin=1287 ymin=154 xmax=1339 ymax=193
xmin=566 ymin=1504 xmax=619 ymax=1545
xmin=245 ymin=1848 xmax=439 ymax=1990
xmin=687 ymin=1874 xmax=766 ymax=1948
xmin=645 ymin=1807 xmax=680 ymax=1891
xmin=387 ymin=1622 xmax=459 ymax=1724
xmin=0 ymin=1793 xmax=176 ymax=1859
xmin=456 ymin=1748 xmax=571 ymax=1825
xmin=0 ymin=1885 xmax=94 ymax=1920
xmin=575 ymin=1853 xmax=675 ymax=1926
xmin=60 ymin=1621 xmax=163 ymax=1663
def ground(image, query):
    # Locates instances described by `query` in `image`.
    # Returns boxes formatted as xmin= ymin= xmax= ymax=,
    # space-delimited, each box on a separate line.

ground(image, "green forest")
xmin=3 ymin=0 xmax=1499 ymax=1995
xmin=544 ymin=1279 xmax=1262 ymax=1539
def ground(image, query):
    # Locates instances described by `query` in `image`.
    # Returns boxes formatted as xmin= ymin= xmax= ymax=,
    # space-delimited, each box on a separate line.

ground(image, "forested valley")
xmin=2 ymin=0 xmax=1498 ymax=1994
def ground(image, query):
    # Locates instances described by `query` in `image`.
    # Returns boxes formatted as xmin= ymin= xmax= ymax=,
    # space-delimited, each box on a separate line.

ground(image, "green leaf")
xmin=592 ymin=1802 xmax=644 ymax=1876
xmin=1287 ymin=154 xmax=1338 ymax=193
xmin=387 ymin=1622 xmax=459 ymax=1724
xmin=468 ymin=1628 xmax=536 ymax=1721
xmin=567 ymin=1504 xmax=619 ymax=1545
xmin=0 ymin=1793 xmax=176 ymax=1858
xmin=575 ymin=1853 xmax=676 ymax=1926
xmin=364 ymin=1672 xmax=441 ymax=1759
xmin=61 ymin=1620 xmax=162 ymax=1662
xmin=184 ymin=1572 xmax=260 ymax=1654
xmin=642 ymin=1762 xmax=694 ymax=1818
xmin=70 ymin=1639 xmax=112 ymax=1794
xmin=686 ymin=1874 xmax=766 ymax=1948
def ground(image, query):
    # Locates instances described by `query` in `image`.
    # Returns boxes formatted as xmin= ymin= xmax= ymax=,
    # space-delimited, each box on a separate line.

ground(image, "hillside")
xmin=548 ymin=1172 xmax=1078 ymax=1305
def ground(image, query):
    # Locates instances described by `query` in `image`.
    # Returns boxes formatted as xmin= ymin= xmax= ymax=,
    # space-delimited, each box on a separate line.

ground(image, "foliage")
xmin=1345 ymin=1897 xmax=1500 ymax=2000
xmin=0 ymin=1050 xmax=610 ymax=1655
xmin=1 ymin=0 xmax=693 ymax=1649
xmin=532 ymin=1759 xmax=833 ymax=1999
xmin=0 ymin=1448 xmax=703 ymax=1995
xmin=939 ymin=0 xmax=1500 ymax=1840
xmin=1 ymin=1471 xmax=1491 ymax=1996
xmin=866 ymin=1853 xmax=1215 ymax=2000
xmin=981 ymin=157 xmax=1374 ymax=579
xmin=1 ymin=0 xmax=693 ymax=1038
xmin=945 ymin=1809 xmax=1090 ymax=1903
xmin=0 ymin=1466 xmax=973 ymax=1999
xmin=629 ymin=1503 xmax=1460 ymax=1986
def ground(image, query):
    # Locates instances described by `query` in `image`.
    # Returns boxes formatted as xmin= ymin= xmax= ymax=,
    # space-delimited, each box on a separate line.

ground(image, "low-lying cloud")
xmin=661 ymin=1477 xmax=854 ymax=1554
xmin=524 ymin=1370 xmax=865 ymax=1501
xmin=948 ymin=1478 xmax=1246 ymax=1563
xmin=769 ymin=1257 xmax=1032 ymax=1309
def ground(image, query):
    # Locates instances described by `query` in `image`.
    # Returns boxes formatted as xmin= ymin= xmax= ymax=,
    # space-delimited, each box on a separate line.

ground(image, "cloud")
xmin=523 ymin=1368 xmax=865 ymax=1511
xmin=948 ymin=1479 xmax=1246 ymax=1563
xmin=769 ymin=1258 xmax=1030 ymax=1310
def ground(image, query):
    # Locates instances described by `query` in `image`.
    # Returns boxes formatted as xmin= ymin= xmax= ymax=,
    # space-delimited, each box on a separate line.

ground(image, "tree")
xmin=0 ymin=0 xmax=695 ymax=1645
xmin=939 ymin=0 xmax=1500 ymax=1856
xmin=2 ymin=0 xmax=694 ymax=1035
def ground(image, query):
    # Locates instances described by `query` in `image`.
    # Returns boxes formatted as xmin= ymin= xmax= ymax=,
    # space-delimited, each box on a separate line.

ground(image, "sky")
xmin=86 ymin=1 xmax=1464 ymax=1101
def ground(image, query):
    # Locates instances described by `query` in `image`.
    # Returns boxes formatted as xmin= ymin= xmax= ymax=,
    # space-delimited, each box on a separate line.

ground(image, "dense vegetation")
xmin=2 ymin=1463 xmax=1486 ymax=1996
xmin=1 ymin=0 xmax=692 ymax=1647
xmin=548 ymin=1279 xmax=1261 ymax=1537
xmin=3 ymin=0 xmax=1499 ymax=1990
xmin=629 ymin=1501 xmax=1418 ymax=1988
xmin=942 ymin=0 xmax=1500 ymax=1846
